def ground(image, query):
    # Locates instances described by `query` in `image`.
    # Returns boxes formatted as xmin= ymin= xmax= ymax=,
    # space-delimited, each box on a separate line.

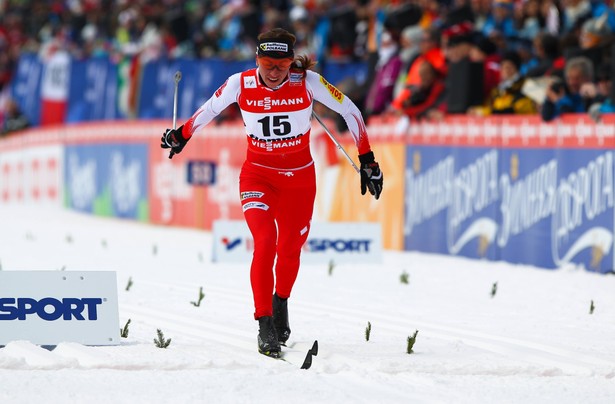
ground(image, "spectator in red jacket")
xmin=391 ymin=60 xmax=446 ymax=120
xmin=395 ymin=27 xmax=446 ymax=91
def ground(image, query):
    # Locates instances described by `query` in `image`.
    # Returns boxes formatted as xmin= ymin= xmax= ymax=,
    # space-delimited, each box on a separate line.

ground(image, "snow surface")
xmin=1 ymin=205 xmax=614 ymax=404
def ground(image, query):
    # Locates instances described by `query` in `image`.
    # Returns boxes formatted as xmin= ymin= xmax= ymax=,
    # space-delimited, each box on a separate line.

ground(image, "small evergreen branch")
xmin=191 ymin=286 xmax=205 ymax=307
xmin=590 ymin=300 xmax=595 ymax=314
xmin=154 ymin=329 xmax=171 ymax=348
xmin=120 ymin=319 xmax=131 ymax=338
xmin=125 ymin=277 xmax=133 ymax=292
xmin=400 ymin=271 xmax=409 ymax=284
xmin=491 ymin=282 xmax=498 ymax=298
xmin=365 ymin=321 xmax=372 ymax=341
xmin=407 ymin=330 xmax=419 ymax=354
xmin=328 ymin=260 xmax=335 ymax=276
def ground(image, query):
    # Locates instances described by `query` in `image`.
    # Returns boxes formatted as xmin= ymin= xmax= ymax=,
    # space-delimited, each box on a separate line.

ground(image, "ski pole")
xmin=311 ymin=110 xmax=360 ymax=174
xmin=172 ymin=71 xmax=182 ymax=130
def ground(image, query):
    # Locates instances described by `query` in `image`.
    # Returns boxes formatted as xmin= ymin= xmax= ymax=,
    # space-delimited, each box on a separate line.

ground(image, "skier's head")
xmin=256 ymin=28 xmax=296 ymax=88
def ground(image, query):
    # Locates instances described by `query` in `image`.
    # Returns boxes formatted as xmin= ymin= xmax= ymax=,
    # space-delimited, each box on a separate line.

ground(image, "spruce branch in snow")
xmin=125 ymin=277 xmax=133 ymax=292
xmin=365 ymin=321 xmax=372 ymax=341
xmin=407 ymin=330 xmax=419 ymax=354
xmin=590 ymin=300 xmax=595 ymax=314
xmin=154 ymin=329 xmax=172 ymax=348
xmin=491 ymin=282 xmax=498 ymax=298
xmin=191 ymin=286 xmax=205 ymax=307
xmin=400 ymin=271 xmax=409 ymax=284
xmin=120 ymin=319 xmax=131 ymax=338
xmin=328 ymin=259 xmax=335 ymax=276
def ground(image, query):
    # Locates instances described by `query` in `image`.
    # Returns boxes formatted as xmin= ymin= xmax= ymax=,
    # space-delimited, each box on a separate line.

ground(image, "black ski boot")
xmin=257 ymin=316 xmax=281 ymax=358
xmin=272 ymin=294 xmax=291 ymax=345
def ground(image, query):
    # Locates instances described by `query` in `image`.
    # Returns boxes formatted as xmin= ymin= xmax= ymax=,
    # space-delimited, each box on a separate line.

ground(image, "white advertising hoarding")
xmin=0 ymin=145 xmax=63 ymax=206
xmin=212 ymin=220 xmax=382 ymax=264
xmin=0 ymin=271 xmax=120 ymax=346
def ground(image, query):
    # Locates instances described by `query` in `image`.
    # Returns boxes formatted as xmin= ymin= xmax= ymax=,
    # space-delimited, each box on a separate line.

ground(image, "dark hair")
xmin=292 ymin=55 xmax=317 ymax=73
xmin=538 ymin=33 xmax=560 ymax=60
xmin=501 ymin=50 xmax=522 ymax=71
xmin=597 ymin=62 xmax=611 ymax=81
xmin=257 ymin=28 xmax=296 ymax=45
xmin=257 ymin=28 xmax=316 ymax=73
xmin=473 ymin=34 xmax=497 ymax=55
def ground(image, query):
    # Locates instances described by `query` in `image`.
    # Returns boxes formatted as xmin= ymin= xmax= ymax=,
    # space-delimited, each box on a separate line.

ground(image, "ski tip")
xmin=311 ymin=340 xmax=318 ymax=356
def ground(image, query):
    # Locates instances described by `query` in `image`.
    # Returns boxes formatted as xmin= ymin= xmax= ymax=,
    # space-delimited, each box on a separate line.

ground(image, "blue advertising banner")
xmin=66 ymin=57 xmax=120 ymax=122
xmin=13 ymin=54 xmax=366 ymax=126
xmin=550 ymin=150 xmax=613 ymax=272
xmin=404 ymin=144 xmax=614 ymax=273
xmin=137 ymin=59 xmax=253 ymax=120
xmin=11 ymin=53 xmax=43 ymax=126
xmin=405 ymin=146 xmax=500 ymax=262
xmin=497 ymin=148 xmax=558 ymax=268
xmin=64 ymin=144 xmax=148 ymax=220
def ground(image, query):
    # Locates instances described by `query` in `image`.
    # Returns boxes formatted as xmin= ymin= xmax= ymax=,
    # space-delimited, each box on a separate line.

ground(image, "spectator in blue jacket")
xmin=541 ymin=56 xmax=594 ymax=121
xmin=482 ymin=0 xmax=518 ymax=39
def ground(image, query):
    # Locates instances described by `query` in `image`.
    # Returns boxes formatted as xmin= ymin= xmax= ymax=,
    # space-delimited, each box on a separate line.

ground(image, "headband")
xmin=256 ymin=38 xmax=294 ymax=59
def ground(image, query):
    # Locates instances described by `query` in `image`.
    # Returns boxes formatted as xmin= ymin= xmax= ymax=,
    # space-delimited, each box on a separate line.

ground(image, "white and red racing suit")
xmin=180 ymin=68 xmax=373 ymax=318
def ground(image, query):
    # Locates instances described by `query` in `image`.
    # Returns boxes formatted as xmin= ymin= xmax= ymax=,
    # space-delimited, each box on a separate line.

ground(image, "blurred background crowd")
xmin=1 ymin=0 xmax=614 ymax=136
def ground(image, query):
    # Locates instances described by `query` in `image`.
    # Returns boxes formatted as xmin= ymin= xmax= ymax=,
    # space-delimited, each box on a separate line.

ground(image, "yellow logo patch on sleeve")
xmin=320 ymin=76 xmax=344 ymax=104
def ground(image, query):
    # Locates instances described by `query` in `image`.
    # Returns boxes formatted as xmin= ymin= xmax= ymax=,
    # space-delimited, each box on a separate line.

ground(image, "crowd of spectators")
xmin=359 ymin=0 xmax=615 ymax=125
xmin=0 ymin=0 xmax=614 ymax=135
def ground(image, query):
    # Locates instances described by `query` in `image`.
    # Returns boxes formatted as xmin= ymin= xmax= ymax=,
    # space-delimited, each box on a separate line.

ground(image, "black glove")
xmin=161 ymin=124 xmax=189 ymax=159
xmin=359 ymin=151 xmax=383 ymax=200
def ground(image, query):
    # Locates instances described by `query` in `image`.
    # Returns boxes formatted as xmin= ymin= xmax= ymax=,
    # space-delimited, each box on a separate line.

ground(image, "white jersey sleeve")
xmin=305 ymin=70 xmax=371 ymax=155
xmin=183 ymin=73 xmax=241 ymax=137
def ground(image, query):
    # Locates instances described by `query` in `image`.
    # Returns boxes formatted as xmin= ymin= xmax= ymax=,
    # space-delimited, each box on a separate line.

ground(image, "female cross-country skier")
xmin=162 ymin=28 xmax=383 ymax=358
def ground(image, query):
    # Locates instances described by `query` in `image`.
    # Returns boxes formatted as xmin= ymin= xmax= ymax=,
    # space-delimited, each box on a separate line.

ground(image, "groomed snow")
xmin=1 ymin=205 xmax=614 ymax=404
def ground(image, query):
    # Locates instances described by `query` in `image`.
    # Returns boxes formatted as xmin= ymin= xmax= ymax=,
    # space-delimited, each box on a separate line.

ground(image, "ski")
xmin=280 ymin=340 xmax=318 ymax=369
xmin=300 ymin=340 xmax=318 ymax=369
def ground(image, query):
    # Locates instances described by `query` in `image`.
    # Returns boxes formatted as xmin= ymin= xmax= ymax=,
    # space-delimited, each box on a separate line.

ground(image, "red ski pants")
xmin=239 ymin=161 xmax=316 ymax=319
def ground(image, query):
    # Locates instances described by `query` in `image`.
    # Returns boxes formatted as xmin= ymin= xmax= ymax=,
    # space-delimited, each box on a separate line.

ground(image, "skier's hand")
xmin=161 ymin=124 xmax=188 ymax=159
xmin=359 ymin=151 xmax=383 ymax=200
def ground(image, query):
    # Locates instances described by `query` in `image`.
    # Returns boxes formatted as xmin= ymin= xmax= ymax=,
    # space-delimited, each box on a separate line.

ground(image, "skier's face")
xmin=257 ymin=57 xmax=293 ymax=88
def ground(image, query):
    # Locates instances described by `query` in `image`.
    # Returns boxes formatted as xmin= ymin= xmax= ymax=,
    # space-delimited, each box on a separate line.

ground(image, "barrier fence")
xmin=1 ymin=112 xmax=613 ymax=273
